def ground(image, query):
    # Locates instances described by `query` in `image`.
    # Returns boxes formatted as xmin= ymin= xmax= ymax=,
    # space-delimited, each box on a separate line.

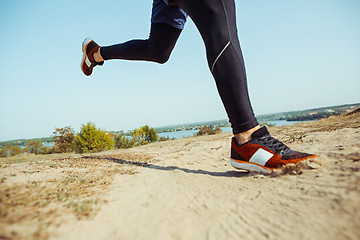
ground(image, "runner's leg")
xmin=100 ymin=23 xmax=182 ymax=64
xmin=175 ymin=0 xmax=258 ymax=134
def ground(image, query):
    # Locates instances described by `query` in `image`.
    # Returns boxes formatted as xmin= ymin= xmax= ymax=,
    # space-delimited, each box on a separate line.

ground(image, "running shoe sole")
xmin=81 ymin=38 xmax=94 ymax=76
xmin=230 ymin=158 xmax=272 ymax=174
xmin=80 ymin=38 xmax=92 ymax=76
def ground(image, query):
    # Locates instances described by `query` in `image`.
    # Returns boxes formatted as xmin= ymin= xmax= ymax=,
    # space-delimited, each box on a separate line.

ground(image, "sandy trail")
xmin=53 ymin=115 xmax=360 ymax=240
xmin=1 ymin=113 xmax=359 ymax=240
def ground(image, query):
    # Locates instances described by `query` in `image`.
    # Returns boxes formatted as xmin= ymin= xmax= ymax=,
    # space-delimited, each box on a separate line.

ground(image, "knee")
xmin=150 ymin=52 xmax=170 ymax=64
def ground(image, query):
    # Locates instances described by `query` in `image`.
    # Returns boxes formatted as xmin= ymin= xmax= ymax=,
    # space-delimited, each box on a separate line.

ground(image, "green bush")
xmin=130 ymin=125 xmax=159 ymax=146
xmin=114 ymin=134 xmax=135 ymax=149
xmin=114 ymin=125 xmax=159 ymax=149
xmin=73 ymin=122 xmax=114 ymax=153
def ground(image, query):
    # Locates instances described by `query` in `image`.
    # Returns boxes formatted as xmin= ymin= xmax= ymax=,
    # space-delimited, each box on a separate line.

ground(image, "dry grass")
xmin=0 ymin=154 xmax=142 ymax=240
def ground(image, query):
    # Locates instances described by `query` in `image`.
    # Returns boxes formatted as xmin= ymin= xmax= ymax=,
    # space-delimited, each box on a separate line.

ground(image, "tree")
xmin=26 ymin=140 xmax=43 ymax=154
xmin=142 ymin=125 xmax=159 ymax=143
xmin=73 ymin=122 xmax=114 ymax=153
xmin=53 ymin=126 xmax=75 ymax=153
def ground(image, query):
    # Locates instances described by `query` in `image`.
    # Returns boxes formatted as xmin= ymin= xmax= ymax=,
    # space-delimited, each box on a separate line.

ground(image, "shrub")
xmin=114 ymin=125 xmax=159 ymax=149
xmin=196 ymin=125 xmax=222 ymax=136
xmin=73 ymin=122 xmax=114 ymax=153
xmin=9 ymin=145 xmax=24 ymax=156
xmin=53 ymin=126 xmax=75 ymax=153
xmin=114 ymin=134 xmax=135 ymax=149
xmin=39 ymin=146 xmax=54 ymax=155
xmin=130 ymin=125 xmax=159 ymax=146
xmin=0 ymin=145 xmax=23 ymax=157
xmin=0 ymin=147 xmax=7 ymax=158
xmin=158 ymin=136 xmax=174 ymax=142
xmin=26 ymin=140 xmax=43 ymax=154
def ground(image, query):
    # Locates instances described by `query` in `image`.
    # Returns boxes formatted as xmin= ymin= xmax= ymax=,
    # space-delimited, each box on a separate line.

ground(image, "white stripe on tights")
xmin=211 ymin=41 xmax=231 ymax=73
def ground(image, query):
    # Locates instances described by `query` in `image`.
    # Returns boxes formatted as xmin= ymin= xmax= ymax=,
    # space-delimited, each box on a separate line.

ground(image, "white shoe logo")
xmin=85 ymin=57 xmax=92 ymax=67
xmin=249 ymin=148 xmax=273 ymax=166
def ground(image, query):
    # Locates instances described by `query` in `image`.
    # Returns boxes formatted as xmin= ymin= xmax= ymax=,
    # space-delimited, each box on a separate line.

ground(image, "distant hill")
xmin=256 ymin=103 xmax=360 ymax=122
xmin=154 ymin=103 xmax=360 ymax=132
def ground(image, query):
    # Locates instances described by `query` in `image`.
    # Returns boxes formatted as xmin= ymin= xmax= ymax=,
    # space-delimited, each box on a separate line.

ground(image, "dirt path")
xmin=1 ymin=113 xmax=360 ymax=240
xmin=53 ymin=115 xmax=360 ymax=240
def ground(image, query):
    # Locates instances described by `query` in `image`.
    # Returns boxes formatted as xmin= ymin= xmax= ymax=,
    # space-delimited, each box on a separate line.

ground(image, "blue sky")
xmin=0 ymin=0 xmax=359 ymax=141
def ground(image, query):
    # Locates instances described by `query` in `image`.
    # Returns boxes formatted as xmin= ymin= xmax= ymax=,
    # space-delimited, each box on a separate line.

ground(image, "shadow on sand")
xmin=82 ymin=155 xmax=254 ymax=178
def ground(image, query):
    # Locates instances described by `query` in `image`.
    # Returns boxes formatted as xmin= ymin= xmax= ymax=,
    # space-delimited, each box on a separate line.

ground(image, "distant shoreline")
xmin=1 ymin=102 xmax=359 ymax=145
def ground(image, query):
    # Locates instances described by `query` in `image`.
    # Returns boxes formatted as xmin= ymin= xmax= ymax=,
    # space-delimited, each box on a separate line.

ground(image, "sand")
xmin=1 ymin=112 xmax=359 ymax=240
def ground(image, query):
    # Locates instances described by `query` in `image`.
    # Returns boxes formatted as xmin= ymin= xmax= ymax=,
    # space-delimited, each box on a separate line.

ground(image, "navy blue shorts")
xmin=151 ymin=0 xmax=188 ymax=30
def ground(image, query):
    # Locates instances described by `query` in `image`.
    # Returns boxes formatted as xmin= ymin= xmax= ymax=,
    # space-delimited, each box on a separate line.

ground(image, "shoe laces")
xmin=257 ymin=134 xmax=290 ymax=155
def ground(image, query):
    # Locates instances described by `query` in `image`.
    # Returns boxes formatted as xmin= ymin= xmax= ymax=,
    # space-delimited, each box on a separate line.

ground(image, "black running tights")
xmin=100 ymin=23 xmax=181 ymax=64
xmin=100 ymin=0 xmax=259 ymax=134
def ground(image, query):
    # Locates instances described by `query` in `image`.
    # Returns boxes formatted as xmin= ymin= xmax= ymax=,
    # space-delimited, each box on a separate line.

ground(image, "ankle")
xmin=93 ymin=47 xmax=104 ymax=63
xmin=234 ymin=125 xmax=260 ymax=145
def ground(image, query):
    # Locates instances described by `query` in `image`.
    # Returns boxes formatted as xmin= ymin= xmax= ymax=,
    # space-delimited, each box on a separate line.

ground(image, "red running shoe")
xmin=230 ymin=126 xmax=317 ymax=174
xmin=81 ymin=38 xmax=104 ymax=76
